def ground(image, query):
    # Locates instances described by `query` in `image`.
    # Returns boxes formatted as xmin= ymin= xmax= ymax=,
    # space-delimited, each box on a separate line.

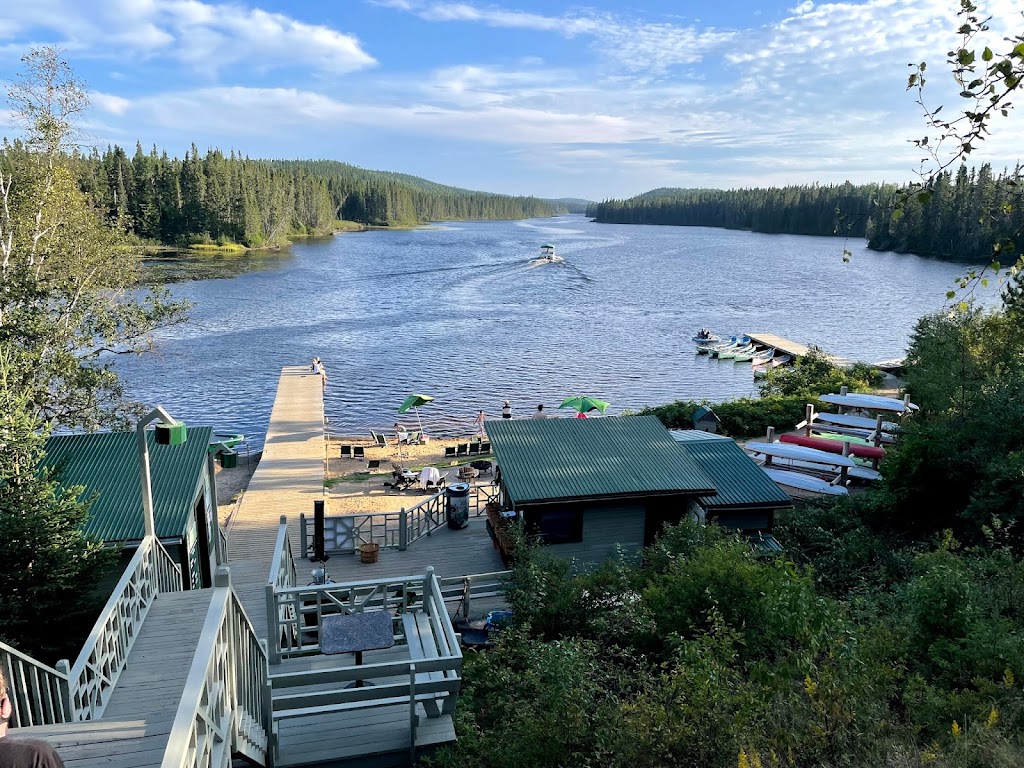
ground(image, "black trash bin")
xmin=446 ymin=482 xmax=471 ymax=529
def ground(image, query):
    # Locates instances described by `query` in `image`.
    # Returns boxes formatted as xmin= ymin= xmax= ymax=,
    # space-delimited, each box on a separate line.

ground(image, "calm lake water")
xmin=117 ymin=216 xmax=986 ymax=449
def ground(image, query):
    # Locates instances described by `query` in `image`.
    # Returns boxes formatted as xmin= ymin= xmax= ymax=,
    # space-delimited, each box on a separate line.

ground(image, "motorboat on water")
xmin=532 ymin=244 xmax=563 ymax=263
xmin=692 ymin=328 xmax=722 ymax=345
xmin=708 ymin=336 xmax=751 ymax=358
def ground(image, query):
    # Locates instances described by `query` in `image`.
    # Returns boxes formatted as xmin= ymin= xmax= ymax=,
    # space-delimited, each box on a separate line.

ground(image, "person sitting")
xmin=0 ymin=668 xmax=65 ymax=767
xmin=394 ymin=422 xmax=409 ymax=444
xmin=531 ymin=404 xmax=547 ymax=419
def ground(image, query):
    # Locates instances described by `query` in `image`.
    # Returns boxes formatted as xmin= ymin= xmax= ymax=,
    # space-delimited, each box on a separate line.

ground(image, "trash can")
xmin=446 ymin=482 xmax=471 ymax=529
xmin=219 ymin=449 xmax=238 ymax=468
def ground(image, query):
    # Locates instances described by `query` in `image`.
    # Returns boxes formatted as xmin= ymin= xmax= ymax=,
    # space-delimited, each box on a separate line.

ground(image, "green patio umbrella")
xmin=398 ymin=394 xmax=435 ymax=432
xmin=558 ymin=396 xmax=610 ymax=415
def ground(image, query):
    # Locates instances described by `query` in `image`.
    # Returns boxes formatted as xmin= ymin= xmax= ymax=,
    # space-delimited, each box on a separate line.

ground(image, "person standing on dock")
xmin=501 ymin=400 xmax=512 ymax=419
xmin=0 ymin=668 xmax=65 ymax=767
xmin=474 ymin=409 xmax=486 ymax=437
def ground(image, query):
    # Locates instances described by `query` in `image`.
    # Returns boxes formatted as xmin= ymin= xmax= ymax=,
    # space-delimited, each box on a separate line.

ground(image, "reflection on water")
xmin=142 ymin=249 xmax=294 ymax=283
xmin=116 ymin=216 xmax=989 ymax=450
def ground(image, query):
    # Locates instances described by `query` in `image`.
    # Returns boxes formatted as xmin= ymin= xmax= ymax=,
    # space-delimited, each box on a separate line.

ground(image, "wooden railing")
xmin=436 ymin=570 xmax=513 ymax=618
xmin=161 ymin=568 xmax=269 ymax=768
xmin=298 ymin=483 xmax=501 ymax=556
xmin=265 ymin=516 xmax=297 ymax=665
xmin=66 ymin=535 xmax=183 ymax=721
xmin=269 ymin=567 xmax=463 ymax=764
xmin=0 ymin=642 xmax=71 ymax=727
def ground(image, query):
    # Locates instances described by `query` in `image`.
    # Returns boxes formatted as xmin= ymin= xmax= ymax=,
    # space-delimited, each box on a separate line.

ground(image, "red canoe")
xmin=780 ymin=433 xmax=886 ymax=460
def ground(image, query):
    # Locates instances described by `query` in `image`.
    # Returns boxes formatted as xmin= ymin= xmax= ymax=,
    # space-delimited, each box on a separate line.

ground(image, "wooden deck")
xmin=323 ymin=518 xmax=504 ymax=584
xmin=7 ymin=590 xmax=214 ymax=767
xmin=747 ymin=333 xmax=854 ymax=368
xmin=227 ymin=365 xmax=325 ymax=638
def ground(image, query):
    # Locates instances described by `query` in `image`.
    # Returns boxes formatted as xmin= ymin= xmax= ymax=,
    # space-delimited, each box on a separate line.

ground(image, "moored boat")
xmin=208 ymin=431 xmax=244 ymax=454
xmin=762 ymin=467 xmax=849 ymax=496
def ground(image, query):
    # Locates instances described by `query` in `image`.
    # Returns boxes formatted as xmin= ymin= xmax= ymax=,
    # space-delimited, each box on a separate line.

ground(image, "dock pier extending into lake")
xmin=747 ymin=332 xmax=856 ymax=368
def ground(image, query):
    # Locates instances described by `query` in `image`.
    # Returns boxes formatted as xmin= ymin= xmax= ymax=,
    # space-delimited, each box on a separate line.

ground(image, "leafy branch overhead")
xmin=906 ymin=1 xmax=1024 ymax=297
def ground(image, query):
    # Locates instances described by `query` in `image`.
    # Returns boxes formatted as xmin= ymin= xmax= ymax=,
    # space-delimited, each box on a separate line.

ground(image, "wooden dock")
xmin=227 ymin=365 xmax=326 ymax=638
xmin=747 ymin=333 xmax=854 ymax=368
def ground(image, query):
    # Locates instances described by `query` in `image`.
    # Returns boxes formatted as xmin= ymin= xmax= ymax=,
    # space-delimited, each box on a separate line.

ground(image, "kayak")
xmin=754 ymin=456 xmax=881 ymax=482
xmin=762 ymin=467 xmax=849 ymax=496
xmin=815 ymin=411 xmax=900 ymax=433
xmin=819 ymin=393 xmax=919 ymax=414
xmin=780 ymin=432 xmax=886 ymax=460
xmin=745 ymin=441 xmax=857 ymax=467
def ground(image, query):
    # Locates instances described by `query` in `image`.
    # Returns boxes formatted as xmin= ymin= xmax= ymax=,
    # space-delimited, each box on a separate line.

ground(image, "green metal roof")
xmin=486 ymin=415 xmax=716 ymax=505
xmin=44 ymin=427 xmax=213 ymax=543
xmin=672 ymin=434 xmax=792 ymax=510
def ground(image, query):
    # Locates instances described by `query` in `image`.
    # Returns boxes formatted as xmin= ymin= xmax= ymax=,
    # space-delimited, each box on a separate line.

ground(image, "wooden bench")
xmin=402 ymin=612 xmax=451 ymax=717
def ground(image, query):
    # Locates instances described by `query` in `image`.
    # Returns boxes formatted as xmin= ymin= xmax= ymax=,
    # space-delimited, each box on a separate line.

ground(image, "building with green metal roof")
xmin=485 ymin=415 xmax=718 ymax=567
xmin=44 ymin=427 xmax=218 ymax=590
xmin=670 ymin=429 xmax=792 ymax=536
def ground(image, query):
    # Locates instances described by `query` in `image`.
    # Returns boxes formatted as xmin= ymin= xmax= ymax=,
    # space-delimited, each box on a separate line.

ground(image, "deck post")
xmin=265 ymin=583 xmax=280 ymax=665
xmin=299 ymin=514 xmax=308 ymax=560
xmin=399 ymin=509 xmax=408 ymax=551
xmin=54 ymin=659 xmax=73 ymax=722
xmin=214 ymin=565 xmax=230 ymax=588
xmin=874 ymin=413 xmax=884 ymax=448
xmin=766 ymin=426 xmax=775 ymax=443
xmin=804 ymin=404 xmax=814 ymax=436
xmin=409 ymin=662 xmax=418 ymax=764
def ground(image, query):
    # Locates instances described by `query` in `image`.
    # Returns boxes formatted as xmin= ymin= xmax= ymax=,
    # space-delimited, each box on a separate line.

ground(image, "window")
xmin=528 ymin=507 xmax=583 ymax=544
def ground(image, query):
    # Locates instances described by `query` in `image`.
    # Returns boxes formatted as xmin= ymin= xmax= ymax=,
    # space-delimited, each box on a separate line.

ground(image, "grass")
xmin=186 ymin=242 xmax=248 ymax=253
xmin=325 ymin=472 xmax=375 ymax=488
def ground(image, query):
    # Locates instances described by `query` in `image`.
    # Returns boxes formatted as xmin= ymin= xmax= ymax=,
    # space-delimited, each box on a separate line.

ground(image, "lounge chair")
xmin=352 ymin=446 xmax=366 ymax=460
xmin=480 ymin=441 xmax=491 ymax=454
xmin=444 ymin=445 xmax=457 ymax=459
xmin=367 ymin=459 xmax=381 ymax=471
xmin=468 ymin=442 xmax=481 ymax=456
xmin=407 ymin=431 xmax=422 ymax=445
xmin=339 ymin=444 xmax=352 ymax=459
xmin=370 ymin=430 xmax=388 ymax=448
xmin=456 ymin=442 xmax=470 ymax=457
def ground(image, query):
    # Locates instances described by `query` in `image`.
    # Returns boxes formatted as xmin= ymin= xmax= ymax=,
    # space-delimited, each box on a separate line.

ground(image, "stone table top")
xmin=320 ymin=612 xmax=395 ymax=655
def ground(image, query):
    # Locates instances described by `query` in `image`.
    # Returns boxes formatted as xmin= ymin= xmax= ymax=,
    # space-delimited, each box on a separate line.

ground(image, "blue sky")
xmin=0 ymin=0 xmax=1021 ymax=199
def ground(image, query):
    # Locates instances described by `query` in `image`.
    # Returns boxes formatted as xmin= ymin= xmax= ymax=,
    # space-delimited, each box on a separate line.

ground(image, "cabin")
xmin=43 ymin=427 xmax=219 ymax=590
xmin=485 ymin=415 xmax=717 ymax=568
xmin=670 ymin=430 xmax=792 ymax=548
xmin=692 ymin=405 xmax=721 ymax=433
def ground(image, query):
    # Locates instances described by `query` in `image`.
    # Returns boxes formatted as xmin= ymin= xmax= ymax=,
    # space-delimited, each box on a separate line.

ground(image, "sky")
xmin=0 ymin=0 xmax=1022 ymax=199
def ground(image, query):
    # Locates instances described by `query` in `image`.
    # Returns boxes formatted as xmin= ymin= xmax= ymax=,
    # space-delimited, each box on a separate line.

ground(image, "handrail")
xmin=0 ymin=641 xmax=71 ymax=727
xmin=161 ymin=568 xmax=269 ymax=768
xmin=299 ymin=483 xmax=501 ymax=556
xmin=66 ymin=535 xmax=183 ymax=721
xmin=436 ymin=570 xmax=513 ymax=617
xmin=266 ymin=516 xmax=297 ymax=664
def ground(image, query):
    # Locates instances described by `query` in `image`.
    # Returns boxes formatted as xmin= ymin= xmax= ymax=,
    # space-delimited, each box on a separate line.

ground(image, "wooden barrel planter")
xmin=359 ymin=542 xmax=380 ymax=564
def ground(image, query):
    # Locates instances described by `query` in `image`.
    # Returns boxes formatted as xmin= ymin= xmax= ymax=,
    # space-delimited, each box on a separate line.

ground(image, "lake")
xmin=117 ymin=216 xmax=985 ymax=449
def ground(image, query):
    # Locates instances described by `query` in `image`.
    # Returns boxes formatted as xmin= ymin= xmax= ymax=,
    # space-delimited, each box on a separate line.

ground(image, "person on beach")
xmin=0 ymin=667 xmax=65 ymax=767
xmin=474 ymin=410 xmax=486 ymax=437
xmin=394 ymin=422 xmax=409 ymax=443
xmin=532 ymin=404 xmax=547 ymax=419
xmin=501 ymin=400 xmax=512 ymax=419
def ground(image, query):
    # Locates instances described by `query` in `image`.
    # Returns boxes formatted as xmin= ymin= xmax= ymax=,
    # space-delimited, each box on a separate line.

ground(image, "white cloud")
xmin=0 ymin=0 xmax=376 ymax=76
xmin=91 ymin=91 xmax=132 ymax=115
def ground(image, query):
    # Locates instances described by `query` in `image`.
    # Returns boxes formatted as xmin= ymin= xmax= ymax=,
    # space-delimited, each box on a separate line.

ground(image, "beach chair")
xmin=370 ymin=430 xmax=388 ymax=448
xmin=468 ymin=442 xmax=481 ymax=456
xmin=367 ymin=459 xmax=381 ymax=471
xmin=480 ymin=441 xmax=491 ymax=454
xmin=339 ymin=444 xmax=353 ymax=459
xmin=444 ymin=445 xmax=457 ymax=459
xmin=352 ymin=446 xmax=366 ymax=460
xmin=407 ymin=430 xmax=422 ymax=445
xmin=456 ymin=443 xmax=470 ymax=457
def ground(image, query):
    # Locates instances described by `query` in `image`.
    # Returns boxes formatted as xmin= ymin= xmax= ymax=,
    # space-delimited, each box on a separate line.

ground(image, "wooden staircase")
xmin=7 ymin=590 xmax=215 ymax=768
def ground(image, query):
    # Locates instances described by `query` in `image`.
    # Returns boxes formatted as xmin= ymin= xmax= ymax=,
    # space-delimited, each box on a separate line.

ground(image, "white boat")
xmin=814 ymin=411 xmax=900 ymax=433
xmin=755 ymin=456 xmax=882 ymax=482
xmin=698 ymin=335 xmax=740 ymax=355
xmin=819 ymin=393 xmax=919 ymax=414
xmin=753 ymin=354 xmax=791 ymax=377
xmin=533 ymin=244 xmax=563 ymax=263
xmin=745 ymin=441 xmax=857 ymax=467
xmin=762 ymin=467 xmax=849 ymax=496
xmin=718 ymin=343 xmax=755 ymax=360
